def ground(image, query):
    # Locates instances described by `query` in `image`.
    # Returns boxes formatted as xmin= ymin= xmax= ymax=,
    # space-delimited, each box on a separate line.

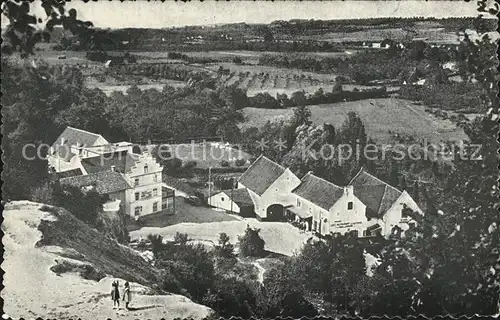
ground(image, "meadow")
xmin=241 ymin=98 xmax=469 ymax=143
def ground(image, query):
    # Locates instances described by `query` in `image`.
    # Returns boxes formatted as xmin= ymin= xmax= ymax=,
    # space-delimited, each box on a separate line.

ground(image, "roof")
xmin=56 ymin=168 xmax=83 ymax=179
xmin=81 ymin=151 xmax=139 ymax=174
xmin=292 ymin=172 xmax=344 ymax=211
xmin=349 ymin=168 xmax=402 ymax=217
xmin=220 ymin=188 xmax=253 ymax=207
xmin=238 ymin=155 xmax=286 ymax=196
xmin=52 ymin=126 xmax=107 ymax=150
xmin=60 ymin=170 xmax=131 ymax=195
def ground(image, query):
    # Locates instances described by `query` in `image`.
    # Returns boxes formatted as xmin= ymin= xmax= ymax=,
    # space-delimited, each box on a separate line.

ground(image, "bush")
xmin=147 ymin=234 xmax=164 ymax=258
xmin=173 ymin=232 xmax=189 ymax=245
xmin=238 ymin=226 xmax=265 ymax=257
xmin=214 ymin=233 xmax=235 ymax=259
xmin=235 ymin=158 xmax=247 ymax=166
xmin=220 ymin=160 xmax=230 ymax=167
xmin=183 ymin=160 xmax=197 ymax=169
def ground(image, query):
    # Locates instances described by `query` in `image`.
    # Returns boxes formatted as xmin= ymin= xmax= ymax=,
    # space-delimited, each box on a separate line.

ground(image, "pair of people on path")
xmin=111 ymin=280 xmax=131 ymax=309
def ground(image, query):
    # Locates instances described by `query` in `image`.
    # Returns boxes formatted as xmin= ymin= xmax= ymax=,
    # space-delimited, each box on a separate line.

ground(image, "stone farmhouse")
xmin=233 ymin=155 xmax=423 ymax=238
xmin=237 ymin=155 xmax=301 ymax=220
xmin=49 ymin=127 xmax=165 ymax=219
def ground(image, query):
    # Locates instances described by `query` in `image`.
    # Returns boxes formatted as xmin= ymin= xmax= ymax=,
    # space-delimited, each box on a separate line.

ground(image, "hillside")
xmin=1 ymin=201 xmax=213 ymax=320
xmin=241 ymin=98 xmax=469 ymax=143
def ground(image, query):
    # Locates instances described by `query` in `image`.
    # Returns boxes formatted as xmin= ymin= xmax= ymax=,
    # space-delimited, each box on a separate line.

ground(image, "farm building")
xmin=237 ymin=155 xmax=301 ymax=221
xmin=208 ymin=188 xmax=254 ymax=217
xmin=237 ymin=156 xmax=423 ymax=237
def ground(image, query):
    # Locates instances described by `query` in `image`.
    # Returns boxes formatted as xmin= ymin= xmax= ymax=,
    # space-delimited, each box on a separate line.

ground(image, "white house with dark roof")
xmin=237 ymin=155 xmax=301 ymax=220
xmin=208 ymin=188 xmax=254 ymax=217
xmin=50 ymin=127 xmax=164 ymax=219
xmin=238 ymin=156 xmax=423 ymax=238
xmin=77 ymin=148 xmax=164 ymax=219
xmin=289 ymin=172 xmax=367 ymax=236
xmin=349 ymin=168 xmax=423 ymax=237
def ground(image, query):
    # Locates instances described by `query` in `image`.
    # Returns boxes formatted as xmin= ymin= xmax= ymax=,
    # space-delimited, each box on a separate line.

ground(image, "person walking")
xmin=123 ymin=281 xmax=131 ymax=310
xmin=111 ymin=280 xmax=120 ymax=309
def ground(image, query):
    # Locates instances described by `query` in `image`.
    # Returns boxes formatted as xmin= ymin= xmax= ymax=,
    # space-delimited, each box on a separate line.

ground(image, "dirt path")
xmin=253 ymin=259 xmax=266 ymax=283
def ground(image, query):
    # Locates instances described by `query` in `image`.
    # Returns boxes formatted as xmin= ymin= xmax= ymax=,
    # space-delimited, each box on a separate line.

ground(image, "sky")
xmin=3 ymin=1 xmax=491 ymax=29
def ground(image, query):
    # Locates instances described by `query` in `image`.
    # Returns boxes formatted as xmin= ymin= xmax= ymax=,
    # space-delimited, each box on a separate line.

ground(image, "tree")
xmin=214 ymin=233 xmax=236 ymax=259
xmin=173 ymin=232 xmax=190 ymax=245
xmin=147 ymin=234 xmax=164 ymax=259
xmin=264 ymin=262 xmax=318 ymax=317
xmin=373 ymin=18 xmax=499 ymax=316
xmin=238 ymin=226 xmax=265 ymax=257
xmin=332 ymin=82 xmax=343 ymax=94
xmin=290 ymin=90 xmax=307 ymax=106
xmin=1 ymin=1 xmax=94 ymax=56
xmin=292 ymin=105 xmax=312 ymax=128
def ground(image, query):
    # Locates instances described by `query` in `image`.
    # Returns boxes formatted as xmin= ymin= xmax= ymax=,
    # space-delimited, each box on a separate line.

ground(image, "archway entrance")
xmin=266 ymin=204 xmax=286 ymax=221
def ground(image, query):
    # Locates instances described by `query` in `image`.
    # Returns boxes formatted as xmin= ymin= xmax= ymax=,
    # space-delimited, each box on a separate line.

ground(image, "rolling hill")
xmin=240 ymin=98 xmax=469 ymax=143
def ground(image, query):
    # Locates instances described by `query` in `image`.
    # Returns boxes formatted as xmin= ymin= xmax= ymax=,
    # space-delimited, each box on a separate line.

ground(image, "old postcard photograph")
xmin=1 ymin=0 xmax=499 ymax=319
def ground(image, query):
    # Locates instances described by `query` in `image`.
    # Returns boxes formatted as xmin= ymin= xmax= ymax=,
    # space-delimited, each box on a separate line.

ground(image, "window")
xmin=141 ymin=190 xmax=152 ymax=199
xmin=363 ymin=230 xmax=368 ymax=237
xmin=347 ymin=201 xmax=353 ymax=210
xmin=162 ymin=203 xmax=167 ymax=209
xmin=154 ymin=174 xmax=158 ymax=182
xmin=135 ymin=192 xmax=140 ymax=201
xmin=134 ymin=206 xmax=142 ymax=216
xmin=144 ymin=165 xmax=149 ymax=173
xmin=351 ymin=230 xmax=359 ymax=237
xmin=153 ymin=202 xmax=158 ymax=212
xmin=153 ymin=188 xmax=158 ymax=197
xmin=221 ymin=197 xmax=225 ymax=202
xmin=134 ymin=178 xmax=139 ymax=186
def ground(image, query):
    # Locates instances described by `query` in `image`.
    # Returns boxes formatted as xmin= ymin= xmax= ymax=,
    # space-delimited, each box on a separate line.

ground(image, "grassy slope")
xmin=241 ymin=98 xmax=468 ymax=143
xmin=2 ymin=201 xmax=213 ymax=320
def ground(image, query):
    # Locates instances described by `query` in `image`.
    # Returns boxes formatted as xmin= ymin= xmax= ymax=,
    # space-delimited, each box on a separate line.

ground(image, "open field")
xmin=241 ymin=98 xmax=469 ymax=143
xmin=300 ymin=26 xmax=459 ymax=43
xmin=130 ymin=219 xmax=313 ymax=257
xmin=35 ymin=50 xmax=93 ymax=65
xmin=181 ymin=50 xmax=358 ymax=63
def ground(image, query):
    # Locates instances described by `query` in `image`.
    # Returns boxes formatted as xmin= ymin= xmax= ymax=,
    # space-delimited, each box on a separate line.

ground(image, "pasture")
xmin=240 ymin=98 xmax=469 ymax=143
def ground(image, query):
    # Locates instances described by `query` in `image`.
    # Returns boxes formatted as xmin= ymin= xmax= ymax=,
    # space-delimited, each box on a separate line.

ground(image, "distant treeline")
xmin=48 ymin=16 xmax=495 ymax=53
xmin=399 ymin=83 xmax=488 ymax=112
xmin=249 ymin=86 xmax=389 ymax=109
xmin=259 ymin=40 xmax=458 ymax=84
xmin=123 ymin=40 xmax=346 ymax=53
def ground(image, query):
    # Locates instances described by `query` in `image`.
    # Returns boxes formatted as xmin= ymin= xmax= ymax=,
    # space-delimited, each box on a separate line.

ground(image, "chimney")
xmin=344 ymin=185 xmax=354 ymax=196
xmin=111 ymin=165 xmax=116 ymax=172
xmin=61 ymin=137 xmax=66 ymax=145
